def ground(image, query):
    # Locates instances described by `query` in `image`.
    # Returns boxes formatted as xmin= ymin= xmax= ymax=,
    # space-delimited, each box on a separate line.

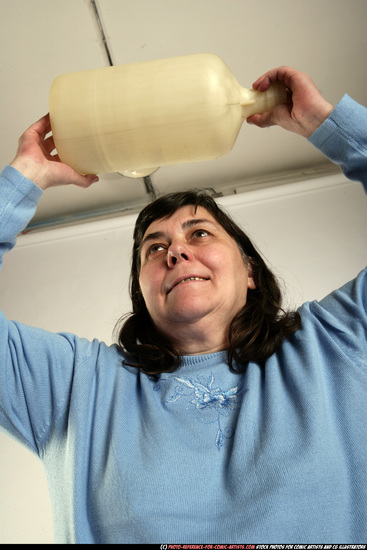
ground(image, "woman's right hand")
xmin=10 ymin=114 xmax=99 ymax=190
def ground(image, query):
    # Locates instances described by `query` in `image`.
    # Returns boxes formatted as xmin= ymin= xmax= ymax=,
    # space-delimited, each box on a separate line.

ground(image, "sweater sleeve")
xmin=307 ymin=95 xmax=367 ymax=348
xmin=303 ymin=266 xmax=367 ymax=374
xmin=0 ymin=166 xmax=92 ymax=456
xmin=308 ymin=94 xmax=367 ymax=190
xmin=0 ymin=165 xmax=43 ymax=268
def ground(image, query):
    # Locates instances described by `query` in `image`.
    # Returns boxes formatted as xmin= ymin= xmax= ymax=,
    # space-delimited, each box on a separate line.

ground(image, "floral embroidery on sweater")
xmin=153 ymin=373 xmax=245 ymax=450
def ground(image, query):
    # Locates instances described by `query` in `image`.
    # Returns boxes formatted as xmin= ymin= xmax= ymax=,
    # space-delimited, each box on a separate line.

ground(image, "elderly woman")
xmin=1 ymin=67 xmax=366 ymax=544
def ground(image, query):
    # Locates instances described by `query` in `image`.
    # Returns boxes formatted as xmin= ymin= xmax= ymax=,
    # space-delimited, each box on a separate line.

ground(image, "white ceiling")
xmin=1 ymin=0 xmax=367 ymax=229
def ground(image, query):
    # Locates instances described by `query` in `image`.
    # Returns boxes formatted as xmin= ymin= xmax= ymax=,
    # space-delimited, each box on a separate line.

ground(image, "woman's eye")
xmin=147 ymin=243 xmax=166 ymax=256
xmin=192 ymin=229 xmax=210 ymax=238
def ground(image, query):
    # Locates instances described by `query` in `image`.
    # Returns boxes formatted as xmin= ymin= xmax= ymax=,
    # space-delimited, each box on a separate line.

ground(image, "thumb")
xmin=246 ymin=103 xmax=295 ymax=132
xmin=46 ymin=160 xmax=100 ymax=189
xmin=246 ymin=111 xmax=276 ymax=128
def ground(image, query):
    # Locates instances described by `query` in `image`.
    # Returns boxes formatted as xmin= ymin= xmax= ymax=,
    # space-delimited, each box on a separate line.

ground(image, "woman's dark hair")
xmin=114 ymin=190 xmax=301 ymax=374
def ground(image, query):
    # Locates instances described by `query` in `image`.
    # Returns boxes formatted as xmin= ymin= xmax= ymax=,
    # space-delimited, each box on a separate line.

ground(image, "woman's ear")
xmin=247 ymin=262 xmax=256 ymax=290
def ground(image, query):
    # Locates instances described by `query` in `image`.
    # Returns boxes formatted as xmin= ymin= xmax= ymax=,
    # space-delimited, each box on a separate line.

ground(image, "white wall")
xmin=0 ymin=174 xmax=366 ymax=543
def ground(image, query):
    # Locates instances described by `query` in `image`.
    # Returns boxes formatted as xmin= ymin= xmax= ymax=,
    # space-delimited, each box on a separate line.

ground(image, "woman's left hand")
xmin=246 ymin=66 xmax=334 ymax=138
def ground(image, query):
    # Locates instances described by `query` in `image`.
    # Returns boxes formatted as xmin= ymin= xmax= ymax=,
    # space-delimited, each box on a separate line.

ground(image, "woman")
xmin=117 ymin=188 xmax=301 ymax=374
xmin=1 ymin=67 xmax=366 ymax=543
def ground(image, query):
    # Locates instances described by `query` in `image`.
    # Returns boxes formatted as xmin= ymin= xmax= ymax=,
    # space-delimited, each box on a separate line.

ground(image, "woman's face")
xmin=138 ymin=205 xmax=255 ymax=338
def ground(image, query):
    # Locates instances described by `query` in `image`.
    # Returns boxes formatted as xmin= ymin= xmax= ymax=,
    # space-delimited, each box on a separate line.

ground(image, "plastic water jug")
xmin=49 ymin=53 xmax=286 ymax=178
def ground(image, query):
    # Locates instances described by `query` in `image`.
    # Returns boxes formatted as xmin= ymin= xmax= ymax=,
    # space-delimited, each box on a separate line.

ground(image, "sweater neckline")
xmin=179 ymin=350 xmax=228 ymax=368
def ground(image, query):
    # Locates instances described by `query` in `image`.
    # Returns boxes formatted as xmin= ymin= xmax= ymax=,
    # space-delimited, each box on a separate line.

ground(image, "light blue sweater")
xmin=0 ymin=95 xmax=366 ymax=543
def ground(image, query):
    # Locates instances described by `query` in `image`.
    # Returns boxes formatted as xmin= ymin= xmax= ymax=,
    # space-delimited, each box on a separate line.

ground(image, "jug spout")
xmin=240 ymin=81 xmax=287 ymax=118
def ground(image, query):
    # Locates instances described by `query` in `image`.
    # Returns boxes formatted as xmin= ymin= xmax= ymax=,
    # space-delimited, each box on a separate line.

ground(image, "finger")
xmin=27 ymin=114 xmax=52 ymax=141
xmin=247 ymin=102 xmax=293 ymax=129
xmin=50 ymin=152 xmax=61 ymax=162
xmin=46 ymin=162 xmax=99 ymax=188
xmin=42 ymin=134 xmax=57 ymax=155
xmin=73 ymin=174 xmax=99 ymax=188
xmin=252 ymin=75 xmax=273 ymax=92
xmin=252 ymin=66 xmax=295 ymax=91
xmin=246 ymin=112 xmax=276 ymax=128
xmin=61 ymin=164 xmax=99 ymax=187
xmin=19 ymin=114 xmax=51 ymax=147
xmin=252 ymin=69 xmax=281 ymax=91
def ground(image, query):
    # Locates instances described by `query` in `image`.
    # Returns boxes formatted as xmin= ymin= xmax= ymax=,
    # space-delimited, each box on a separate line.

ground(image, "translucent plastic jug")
xmin=49 ymin=53 xmax=287 ymax=178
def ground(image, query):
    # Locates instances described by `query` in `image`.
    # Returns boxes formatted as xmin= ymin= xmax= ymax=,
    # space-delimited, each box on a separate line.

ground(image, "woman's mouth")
xmin=168 ymin=276 xmax=208 ymax=294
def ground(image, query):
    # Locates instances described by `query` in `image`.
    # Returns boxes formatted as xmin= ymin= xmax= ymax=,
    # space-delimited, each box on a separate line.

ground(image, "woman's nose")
xmin=167 ymin=244 xmax=193 ymax=268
